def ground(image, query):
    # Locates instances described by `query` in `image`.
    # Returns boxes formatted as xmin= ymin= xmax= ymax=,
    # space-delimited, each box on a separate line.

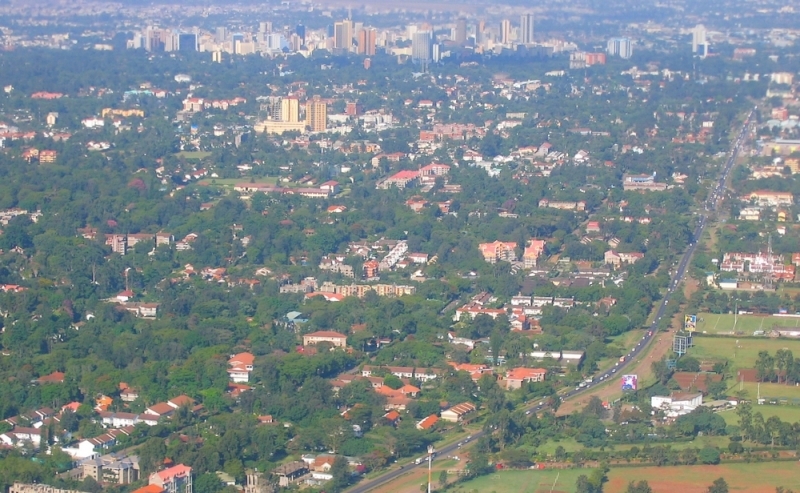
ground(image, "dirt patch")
xmin=605 ymin=463 xmax=800 ymax=493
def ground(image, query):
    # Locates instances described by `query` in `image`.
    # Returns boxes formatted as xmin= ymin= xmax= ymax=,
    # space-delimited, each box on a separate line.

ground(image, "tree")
xmin=707 ymin=478 xmax=729 ymax=493
xmin=329 ymin=456 xmax=351 ymax=492
xmin=438 ymin=469 xmax=448 ymax=489
xmin=698 ymin=447 xmax=721 ymax=465
xmin=195 ymin=473 xmax=224 ymax=493
xmin=139 ymin=437 xmax=167 ymax=474
xmin=626 ymin=480 xmax=653 ymax=493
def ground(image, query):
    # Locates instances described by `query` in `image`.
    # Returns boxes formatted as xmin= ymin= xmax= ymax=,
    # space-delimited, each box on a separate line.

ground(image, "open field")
xmin=175 ymin=151 xmax=212 ymax=159
xmin=720 ymin=404 xmax=800 ymax=425
xmin=605 ymin=462 xmax=800 ymax=493
xmin=694 ymin=312 xmax=800 ymax=335
xmin=448 ymin=468 xmax=585 ymax=493
xmin=689 ymin=336 xmax=800 ymax=372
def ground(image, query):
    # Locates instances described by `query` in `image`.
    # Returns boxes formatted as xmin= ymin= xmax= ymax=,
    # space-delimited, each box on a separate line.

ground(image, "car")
xmin=612 ymin=369 xmax=617 ymax=373
xmin=466 ymin=435 xmax=471 ymax=440
xmin=525 ymin=410 xmax=531 ymax=415
xmin=457 ymin=443 xmax=462 ymax=448
xmin=538 ymin=402 xmax=543 ymax=406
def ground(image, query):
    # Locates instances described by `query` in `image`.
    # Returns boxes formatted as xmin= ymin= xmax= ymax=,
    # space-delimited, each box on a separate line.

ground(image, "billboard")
xmin=684 ymin=314 xmax=697 ymax=331
xmin=621 ymin=374 xmax=638 ymax=391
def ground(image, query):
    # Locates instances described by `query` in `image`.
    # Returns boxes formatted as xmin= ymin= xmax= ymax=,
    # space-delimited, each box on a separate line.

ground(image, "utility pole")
xmin=427 ymin=445 xmax=435 ymax=493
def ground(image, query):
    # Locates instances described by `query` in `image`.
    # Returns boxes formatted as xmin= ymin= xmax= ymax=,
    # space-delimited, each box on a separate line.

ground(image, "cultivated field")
xmin=447 ymin=468 xmax=585 ymax=493
xmin=605 ymin=463 xmax=800 ymax=493
xmin=694 ymin=312 xmax=800 ymax=335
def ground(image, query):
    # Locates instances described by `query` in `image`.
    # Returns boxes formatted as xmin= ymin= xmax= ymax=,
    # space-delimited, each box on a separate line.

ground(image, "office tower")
xmin=455 ymin=18 xmax=467 ymax=45
xmin=334 ymin=19 xmax=354 ymax=51
xmin=267 ymin=33 xmax=286 ymax=51
xmin=281 ymin=97 xmax=300 ymax=123
xmin=165 ymin=32 xmax=179 ymax=52
xmin=476 ymin=20 xmax=486 ymax=44
xmin=216 ymin=27 xmax=227 ymax=43
xmin=259 ymin=22 xmax=272 ymax=35
xmin=357 ymin=28 xmax=376 ymax=55
xmin=212 ymin=51 xmax=223 ymax=63
xmin=520 ymin=13 xmax=534 ymax=45
xmin=412 ymin=30 xmax=433 ymax=63
xmin=606 ymin=37 xmax=633 ymax=59
xmin=692 ymin=24 xmax=708 ymax=57
xmin=266 ymin=96 xmax=282 ymax=120
xmin=500 ymin=19 xmax=512 ymax=44
xmin=232 ymin=33 xmax=244 ymax=47
xmin=178 ymin=33 xmax=197 ymax=52
xmin=296 ymin=24 xmax=306 ymax=45
xmin=306 ymin=96 xmax=327 ymax=132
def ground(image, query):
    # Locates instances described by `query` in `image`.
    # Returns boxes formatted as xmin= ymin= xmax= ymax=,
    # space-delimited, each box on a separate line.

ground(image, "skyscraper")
xmin=178 ymin=33 xmax=197 ymax=52
xmin=520 ymin=13 xmax=534 ymax=45
xmin=281 ymin=97 xmax=299 ymax=123
xmin=306 ymin=96 xmax=327 ymax=132
xmin=215 ymin=27 xmax=227 ymax=43
xmin=334 ymin=20 xmax=354 ymax=51
xmin=692 ymin=24 xmax=708 ymax=57
xmin=606 ymin=37 xmax=633 ymax=59
xmin=412 ymin=30 xmax=433 ymax=63
xmin=357 ymin=28 xmax=377 ymax=56
xmin=455 ymin=18 xmax=467 ymax=45
xmin=500 ymin=19 xmax=512 ymax=44
xmin=296 ymin=24 xmax=306 ymax=46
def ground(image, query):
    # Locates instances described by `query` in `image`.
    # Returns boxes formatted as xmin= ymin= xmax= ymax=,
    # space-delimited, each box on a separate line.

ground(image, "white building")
xmin=651 ymin=392 xmax=703 ymax=418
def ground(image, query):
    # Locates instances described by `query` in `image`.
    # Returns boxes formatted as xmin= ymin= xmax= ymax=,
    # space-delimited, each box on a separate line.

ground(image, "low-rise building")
xmin=440 ymin=402 xmax=477 ymax=422
xmin=303 ymin=331 xmax=347 ymax=348
xmin=503 ymin=368 xmax=547 ymax=389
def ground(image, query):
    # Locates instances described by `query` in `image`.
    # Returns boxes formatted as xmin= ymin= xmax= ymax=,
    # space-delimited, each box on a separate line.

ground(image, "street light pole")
xmin=427 ymin=444 xmax=435 ymax=493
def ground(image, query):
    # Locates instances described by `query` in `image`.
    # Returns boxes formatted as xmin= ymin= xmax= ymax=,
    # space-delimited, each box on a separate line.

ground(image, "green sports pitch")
xmin=693 ymin=312 xmax=800 ymax=335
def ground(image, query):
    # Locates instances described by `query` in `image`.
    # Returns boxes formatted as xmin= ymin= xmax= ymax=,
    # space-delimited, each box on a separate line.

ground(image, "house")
xmin=378 ymin=170 xmax=419 ymax=189
xmin=416 ymin=414 xmax=439 ymax=430
xmin=0 ymin=427 xmax=42 ymax=449
xmin=503 ymin=368 xmax=547 ymax=389
xmin=303 ymin=331 xmax=347 ymax=348
xmin=743 ymin=190 xmax=794 ymax=207
xmin=586 ymin=221 xmax=601 ymax=234
xmin=604 ymin=250 xmax=645 ymax=266
xmin=650 ymin=392 xmax=703 ymax=418
xmin=522 ymin=239 xmax=546 ymax=268
xmin=149 ymin=464 xmax=193 ymax=493
xmin=419 ymin=163 xmax=450 ymax=176
xmin=478 ymin=241 xmax=517 ymax=263
xmin=362 ymin=365 xmax=442 ymax=382
xmin=271 ymin=462 xmax=308 ymax=487
xmin=37 ymin=371 xmax=65 ymax=384
xmin=228 ymin=352 xmax=255 ymax=383
xmin=133 ymin=485 xmax=165 ymax=493
xmin=440 ymin=402 xmax=477 ymax=422
xmin=79 ymin=453 xmax=141 ymax=484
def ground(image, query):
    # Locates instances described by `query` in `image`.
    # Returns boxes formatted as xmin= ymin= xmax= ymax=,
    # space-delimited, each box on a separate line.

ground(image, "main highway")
xmin=347 ymin=107 xmax=756 ymax=493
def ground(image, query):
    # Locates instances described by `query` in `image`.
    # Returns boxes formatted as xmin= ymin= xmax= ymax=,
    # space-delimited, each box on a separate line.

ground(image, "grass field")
xmin=689 ymin=336 xmax=800 ymax=372
xmin=605 ymin=462 xmax=800 ymax=493
xmin=719 ymin=404 xmax=800 ymax=426
xmin=448 ymin=468 xmax=585 ymax=493
xmin=695 ymin=312 xmax=800 ymax=335
xmin=175 ymin=151 xmax=212 ymax=159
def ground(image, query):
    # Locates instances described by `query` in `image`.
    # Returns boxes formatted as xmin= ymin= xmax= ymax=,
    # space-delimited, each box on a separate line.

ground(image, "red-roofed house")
xmin=228 ymin=352 xmax=255 ymax=383
xmin=378 ymin=170 xmax=419 ymax=189
xmin=522 ymin=239 xmax=545 ymax=268
xmin=503 ymin=368 xmax=547 ymax=389
xmin=37 ymin=371 xmax=65 ymax=384
xmin=416 ymin=414 xmax=439 ymax=430
xmin=479 ymin=241 xmax=517 ymax=263
xmin=149 ymin=464 xmax=192 ymax=493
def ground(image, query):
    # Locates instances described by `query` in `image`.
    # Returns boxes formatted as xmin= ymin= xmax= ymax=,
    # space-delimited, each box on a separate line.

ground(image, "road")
xmin=346 ymin=107 xmax=756 ymax=493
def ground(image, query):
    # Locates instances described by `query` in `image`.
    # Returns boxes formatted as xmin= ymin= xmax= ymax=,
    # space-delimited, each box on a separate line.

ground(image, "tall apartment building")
xmin=306 ymin=96 xmax=327 ymax=132
xmin=519 ymin=13 xmax=535 ymax=45
xmin=281 ymin=97 xmax=300 ymax=123
xmin=149 ymin=465 xmax=192 ymax=493
xmin=412 ymin=31 xmax=433 ymax=63
xmin=500 ymin=19 xmax=512 ymax=44
xmin=455 ymin=18 xmax=467 ymax=45
xmin=692 ymin=24 xmax=708 ymax=57
xmin=357 ymin=28 xmax=377 ymax=55
xmin=607 ymin=37 xmax=633 ymax=59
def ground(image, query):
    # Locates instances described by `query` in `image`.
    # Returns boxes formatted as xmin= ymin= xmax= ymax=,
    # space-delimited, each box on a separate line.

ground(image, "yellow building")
xmin=281 ymin=97 xmax=300 ymax=123
xmin=305 ymin=96 xmax=327 ymax=132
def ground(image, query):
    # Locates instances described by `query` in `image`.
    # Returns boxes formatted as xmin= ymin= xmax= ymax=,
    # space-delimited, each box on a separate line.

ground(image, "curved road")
xmin=347 ymin=107 xmax=756 ymax=493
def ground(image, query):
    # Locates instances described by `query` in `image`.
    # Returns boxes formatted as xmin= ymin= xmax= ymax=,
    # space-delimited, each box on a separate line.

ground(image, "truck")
xmin=415 ymin=457 xmax=424 ymax=464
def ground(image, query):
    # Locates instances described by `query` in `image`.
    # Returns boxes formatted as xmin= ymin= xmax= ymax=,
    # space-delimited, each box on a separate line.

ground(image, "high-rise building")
xmin=216 ymin=27 xmax=227 ymax=43
xmin=357 ymin=28 xmax=377 ymax=55
xmin=692 ymin=24 xmax=708 ymax=57
xmin=212 ymin=51 xmax=223 ymax=63
xmin=519 ymin=13 xmax=534 ymax=45
xmin=178 ymin=33 xmax=197 ymax=52
xmin=412 ymin=30 xmax=433 ymax=63
xmin=296 ymin=24 xmax=306 ymax=46
xmin=455 ymin=18 xmax=467 ymax=45
xmin=334 ymin=20 xmax=354 ymax=51
xmin=500 ymin=19 xmax=512 ymax=45
xmin=476 ymin=20 xmax=486 ymax=44
xmin=265 ymin=96 xmax=282 ymax=120
xmin=306 ymin=96 xmax=327 ymax=132
xmin=281 ymin=97 xmax=300 ymax=123
xmin=606 ymin=37 xmax=633 ymax=59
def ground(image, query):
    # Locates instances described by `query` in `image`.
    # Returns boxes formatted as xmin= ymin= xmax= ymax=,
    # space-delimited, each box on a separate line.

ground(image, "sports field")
xmin=689 ymin=336 xmax=800 ymax=372
xmin=719 ymin=404 xmax=800 ymax=426
xmin=694 ymin=312 xmax=800 ymax=335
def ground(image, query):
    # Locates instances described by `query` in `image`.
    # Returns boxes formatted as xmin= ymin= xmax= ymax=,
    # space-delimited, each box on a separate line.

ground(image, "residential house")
xmin=361 ymin=365 xmax=442 ymax=382
xmin=416 ymin=414 xmax=439 ymax=430
xmin=149 ymin=464 xmax=193 ymax=493
xmin=503 ymin=368 xmax=547 ymax=389
xmin=228 ymin=352 xmax=255 ymax=383
xmin=478 ymin=241 xmax=517 ymax=263
xmin=440 ymin=402 xmax=477 ymax=423
xmin=302 ymin=331 xmax=347 ymax=348
xmin=522 ymin=239 xmax=546 ymax=268
xmin=377 ymin=170 xmax=419 ymax=189
xmin=604 ymin=250 xmax=645 ymax=266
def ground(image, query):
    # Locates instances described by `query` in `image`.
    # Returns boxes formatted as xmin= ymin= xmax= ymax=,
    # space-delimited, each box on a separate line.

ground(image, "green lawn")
xmin=175 ymin=151 xmax=212 ymax=159
xmin=689 ymin=336 xmax=800 ymax=372
xmin=695 ymin=312 xmax=800 ymax=335
xmin=450 ymin=468 xmax=586 ymax=493
xmin=719 ymin=404 xmax=800 ymax=426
